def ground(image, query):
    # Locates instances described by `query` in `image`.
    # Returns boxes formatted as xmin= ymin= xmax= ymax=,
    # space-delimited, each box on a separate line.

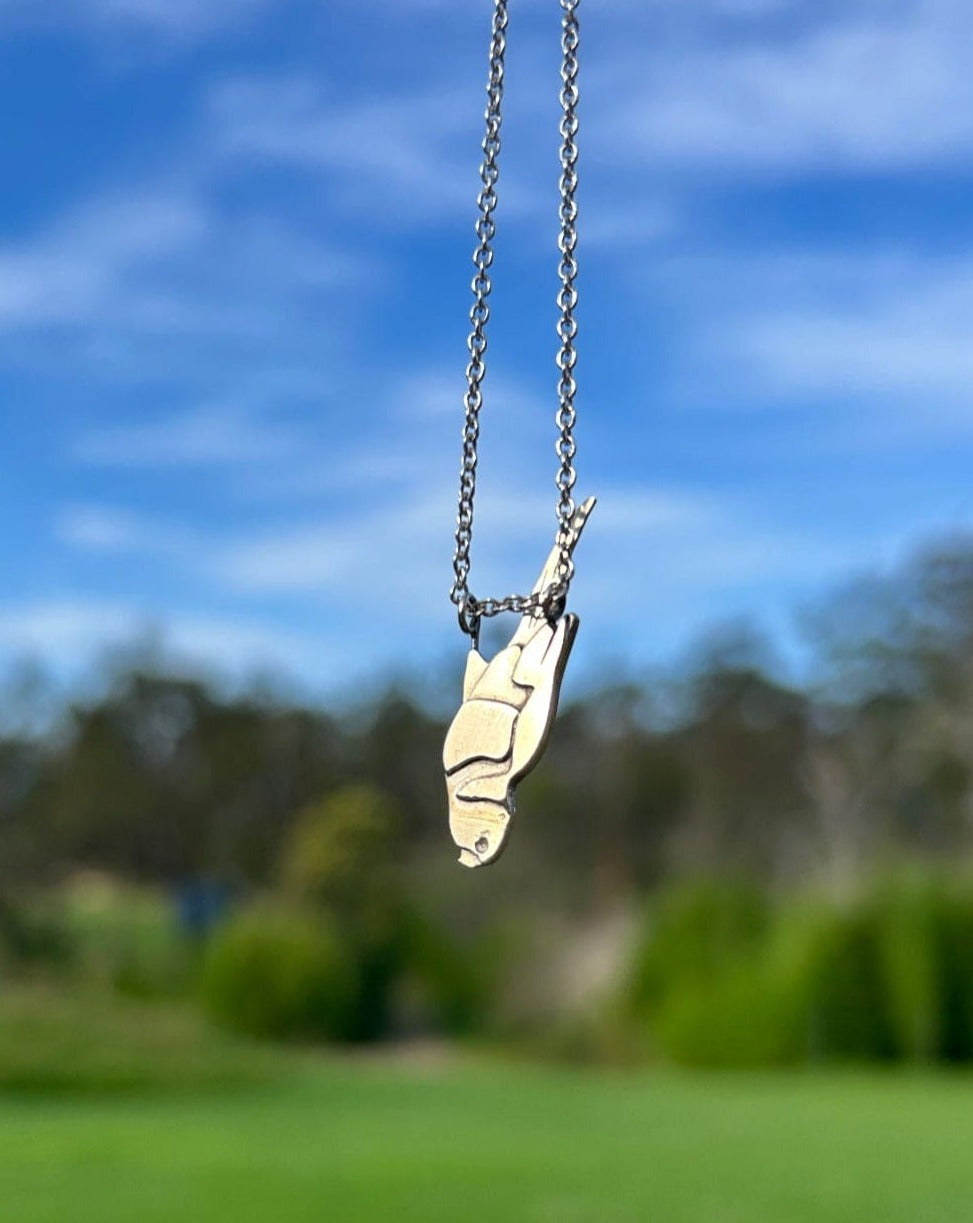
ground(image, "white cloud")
xmin=157 ymin=614 xmax=329 ymax=678
xmin=660 ymin=249 xmax=973 ymax=421
xmin=74 ymin=402 xmax=313 ymax=468
xmin=61 ymin=473 xmax=834 ymax=620
xmin=734 ymin=287 xmax=973 ymax=404
xmin=0 ymin=179 xmax=373 ymax=403
xmin=317 ymin=0 xmax=973 ymax=183
xmin=0 ymin=599 xmax=339 ymax=685
xmin=218 ymin=496 xmax=445 ymax=605
xmin=0 ymin=601 xmax=142 ymax=657
xmin=184 ymin=0 xmax=973 ymax=265
xmin=0 ymin=0 xmax=271 ymax=40
xmin=582 ymin=201 xmax=675 ymax=250
xmin=596 ymin=2 xmax=973 ymax=175
xmin=343 ymin=0 xmax=794 ymax=19
xmin=120 ymin=359 xmax=878 ymax=630
xmin=8 ymin=0 xmax=973 ymax=690
xmin=54 ymin=505 xmax=210 ymax=566
xmin=54 ymin=471 xmax=740 ymax=622
xmin=0 ymin=193 xmax=206 ymax=328
xmin=207 ymin=75 xmax=487 ymax=222
xmin=46 ymin=458 xmax=913 ymax=683
xmin=56 ymin=505 xmax=153 ymax=552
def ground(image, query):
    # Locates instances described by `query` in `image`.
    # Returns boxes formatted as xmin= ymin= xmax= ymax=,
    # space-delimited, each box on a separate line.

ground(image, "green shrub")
xmin=656 ymin=963 xmax=800 ymax=1067
xmin=869 ymin=876 xmax=942 ymax=1061
xmin=652 ymin=904 xmax=819 ymax=1067
xmin=627 ymin=875 xmax=973 ymax=1068
xmin=343 ymin=921 xmax=403 ymax=1043
xmin=830 ymin=876 xmax=973 ymax=1064
xmin=928 ymin=886 xmax=973 ymax=1061
xmin=395 ymin=909 xmax=499 ymax=1038
xmin=280 ymin=785 xmax=400 ymax=917
xmin=326 ymin=907 xmax=504 ymax=1043
xmin=630 ymin=878 xmax=772 ymax=1018
xmin=803 ymin=903 xmax=898 ymax=1061
xmin=200 ymin=908 xmax=353 ymax=1042
xmin=40 ymin=878 xmax=195 ymax=999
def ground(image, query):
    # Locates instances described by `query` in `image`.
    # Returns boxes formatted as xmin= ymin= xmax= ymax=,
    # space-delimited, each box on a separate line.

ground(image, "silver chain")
xmin=450 ymin=0 xmax=581 ymax=642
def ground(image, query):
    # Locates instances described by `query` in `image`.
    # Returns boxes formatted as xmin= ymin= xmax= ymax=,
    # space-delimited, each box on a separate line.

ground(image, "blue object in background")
xmin=175 ymin=881 xmax=232 ymax=940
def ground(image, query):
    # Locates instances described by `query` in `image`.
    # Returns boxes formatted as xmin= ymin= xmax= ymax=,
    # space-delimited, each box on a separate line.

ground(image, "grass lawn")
xmin=1 ymin=1059 xmax=972 ymax=1222
xmin=0 ymin=985 xmax=277 ymax=1094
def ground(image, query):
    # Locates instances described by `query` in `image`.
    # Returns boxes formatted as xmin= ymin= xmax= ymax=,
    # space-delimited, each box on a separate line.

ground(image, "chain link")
xmin=450 ymin=0 xmax=581 ymax=641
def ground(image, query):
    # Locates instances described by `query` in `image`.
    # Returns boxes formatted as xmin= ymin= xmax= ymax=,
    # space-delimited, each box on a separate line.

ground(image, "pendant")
xmin=444 ymin=497 xmax=596 ymax=868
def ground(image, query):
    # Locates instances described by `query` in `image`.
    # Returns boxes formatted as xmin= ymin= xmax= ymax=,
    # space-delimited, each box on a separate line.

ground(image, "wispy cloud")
xmin=5 ymin=0 xmax=971 ymax=689
xmin=0 ymin=169 xmax=374 ymax=324
xmin=729 ymin=261 xmax=973 ymax=407
xmin=181 ymin=0 xmax=973 ymax=271
xmin=0 ymin=178 xmax=375 ymax=399
xmin=0 ymin=0 xmax=271 ymax=41
xmin=0 ymin=601 xmax=141 ymax=657
xmin=53 ymin=505 xmax=205 ymax=565
xmin=207 ymin=75 xmax=488 ymax=223
xmin=56 ymin=506 xmax=159 ymax=553
xmin=317 ymin=1 xmax=973 ymax=185
xmin=0 ymin=192 xmax=206 ymax=329
xmin=647 ymin=248 xmax=973 ymax=425
xmin=53 ymin=477 xmax=851 ymax=627
xmin=74 ymin=401 xmax=314 ymax=468
xmin=0 ymin=599 xmax=337 ymax=685
xmin=596 ymin=1 xmax=973 ymax=175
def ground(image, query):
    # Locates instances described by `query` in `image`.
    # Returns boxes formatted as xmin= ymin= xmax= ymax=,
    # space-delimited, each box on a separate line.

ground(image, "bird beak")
xmin=528 ymin=496 xmax=597 ymax=598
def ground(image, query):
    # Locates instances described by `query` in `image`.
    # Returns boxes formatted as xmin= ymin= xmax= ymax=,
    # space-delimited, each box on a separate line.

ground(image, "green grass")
xmin=0 ymin=984 xmax=279 ymax=1093
xmin=1 ymin=1060 xmax=972 ymax=1222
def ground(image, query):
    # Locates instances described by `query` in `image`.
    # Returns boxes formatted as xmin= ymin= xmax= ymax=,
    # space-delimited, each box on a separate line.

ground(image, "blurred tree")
xmin=805 ymin=536 xmax=973 ymax=705
xmin=671 ymin=660 xmax=812 ymax=879
xmin=29 ymin=673 xmax=342 ymax=884
xmin=280 ymin=784 xmax=404 ymax=1041
xmin=355 ymin=692 xmax=445 ymax=849
xmin=280 ymin=784 xmax=401 ymax=917
xmin=3 ymin=533 xmax=973 ymax=920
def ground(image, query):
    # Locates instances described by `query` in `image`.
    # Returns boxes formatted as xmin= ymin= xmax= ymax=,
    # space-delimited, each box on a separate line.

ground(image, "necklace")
xmin=444 ymin=0 xmax=595 ymax=869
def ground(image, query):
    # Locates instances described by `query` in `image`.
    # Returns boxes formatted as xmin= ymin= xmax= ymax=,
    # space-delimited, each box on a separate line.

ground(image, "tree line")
xmin=2 ymin=536 xmax=973 ymax=916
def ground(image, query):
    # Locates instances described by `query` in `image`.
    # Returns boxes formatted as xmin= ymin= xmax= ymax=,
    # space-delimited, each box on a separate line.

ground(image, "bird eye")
xmin=475 ymin=835 xmax=489 ymax=855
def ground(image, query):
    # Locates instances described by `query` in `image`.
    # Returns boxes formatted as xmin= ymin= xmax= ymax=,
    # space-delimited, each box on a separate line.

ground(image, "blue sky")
xmin=1 ymin=0 xmax=972 ymax=699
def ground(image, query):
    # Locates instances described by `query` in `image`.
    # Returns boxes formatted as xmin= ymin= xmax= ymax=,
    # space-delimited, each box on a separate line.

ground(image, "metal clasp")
xmin=458 ymin=597 xmax=481 ymax=651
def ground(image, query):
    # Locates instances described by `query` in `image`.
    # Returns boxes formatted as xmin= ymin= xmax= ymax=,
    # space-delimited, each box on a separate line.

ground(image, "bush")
xmin=394 ymin=909 xmax=500 ymax=1038
xmin=41 ymin=877 xmax=196 ymax=999
xmin=627 ymin=875 xmax=973 ymax=1067
xmin=884 ymin=878 xmax=973 ymax=1062
xmin=656 ymin=959 xmax=805 ymax=1068
xmin=277 ymin=786 xmax=406 ymax=1043
xmin=200 ymin=908 xmax=353 ymax=1042
xmin=333 ymin=907 xmax=503 ymax=1043
xmin=342 ymin=921 xmax=403 ymax=1043
xmin=824 ymin=876 xmax=973 ymax=1063
xmin=803 ymin=903 xmax=898 ymax=1061
xmin=934 ymin=888 xmax=973 ymax=1060
xmin=870 ymin=876 xmax=942 ymax=1061
xmin=0 ymin=892 xmax=73 ymax=973
xmin=651 ymin=903 xmax=824 ymax=1067
xmin=280 ymin=785 xmax=400 ymax=917
xmin=630 ymin=878 xmax=772 ymax=1019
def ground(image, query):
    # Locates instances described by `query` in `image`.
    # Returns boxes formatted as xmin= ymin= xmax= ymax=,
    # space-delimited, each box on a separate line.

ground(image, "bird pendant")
xmin=443 ymin=497 xmax=595 ymax=868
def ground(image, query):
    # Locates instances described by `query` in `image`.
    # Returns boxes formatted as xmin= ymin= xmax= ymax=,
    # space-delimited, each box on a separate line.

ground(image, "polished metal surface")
xmin=445 ymin=498 xmax=595 ymax=868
